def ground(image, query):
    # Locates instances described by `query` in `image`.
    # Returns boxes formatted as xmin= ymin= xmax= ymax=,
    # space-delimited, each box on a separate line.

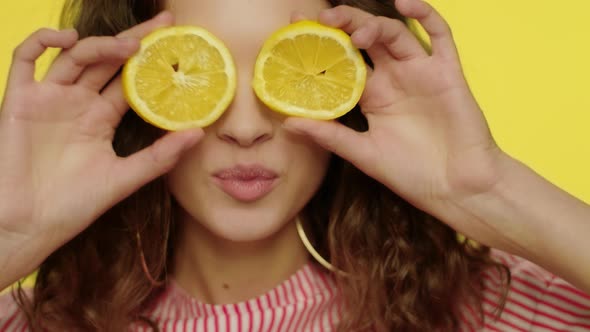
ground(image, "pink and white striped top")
xmin=2 ymin=250 xmax=590 ymax=331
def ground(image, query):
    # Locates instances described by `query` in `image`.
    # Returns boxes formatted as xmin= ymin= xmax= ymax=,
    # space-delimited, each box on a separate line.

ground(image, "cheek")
xmin=286 ymin=139 xmax=331 ymax=188
xmin=166 ymin=142 xmax=209 ymax=200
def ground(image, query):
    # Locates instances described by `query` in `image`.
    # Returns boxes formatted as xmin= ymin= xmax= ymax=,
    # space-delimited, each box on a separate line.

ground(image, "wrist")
xmin=443 ymin=151 xmax=537 ymax=254
xmin=0 ymin=231 xmax=26 ymax=290
xmin=462 ymin=153 xmax=543 ymax=256
xmin=449 ymin=152 xmax=590 ymax=290
xmin=0 ymin=225 xmax=43 ymax=290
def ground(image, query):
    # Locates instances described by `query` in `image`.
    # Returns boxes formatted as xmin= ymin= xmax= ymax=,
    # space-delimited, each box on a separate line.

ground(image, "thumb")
xmin=111 ymin=128 xmax=204 ymax=201
xmin=283 ymin=117 xmax=375 ymax=169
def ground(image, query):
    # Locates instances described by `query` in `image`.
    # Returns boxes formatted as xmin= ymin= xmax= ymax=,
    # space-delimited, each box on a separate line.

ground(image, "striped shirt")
xmin=1 ymin=250 xmax=589 ymax=331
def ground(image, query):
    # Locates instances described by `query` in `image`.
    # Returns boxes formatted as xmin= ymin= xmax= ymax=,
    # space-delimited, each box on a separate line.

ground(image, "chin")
xmin=188 ymin=204 xmax=295 ymax=243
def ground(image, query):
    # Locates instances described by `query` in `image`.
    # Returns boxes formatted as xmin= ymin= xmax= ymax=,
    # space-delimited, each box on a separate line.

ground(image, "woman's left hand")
xmin=284 ymin=0 xmax=508 ymax=244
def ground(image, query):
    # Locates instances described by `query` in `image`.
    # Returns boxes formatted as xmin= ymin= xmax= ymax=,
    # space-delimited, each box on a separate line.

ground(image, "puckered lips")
xmin=212 ymin=165 xmax=279 ymax=202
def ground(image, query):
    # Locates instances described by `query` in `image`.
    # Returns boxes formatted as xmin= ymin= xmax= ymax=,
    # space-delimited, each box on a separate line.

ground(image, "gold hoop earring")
xmin=136 ymin=230 xmax=165 ymax=287
xmin=296 ymin=218 xmax=346 ymax=275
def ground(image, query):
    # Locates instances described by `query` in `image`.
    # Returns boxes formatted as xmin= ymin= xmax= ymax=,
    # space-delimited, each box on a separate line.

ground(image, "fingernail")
xmin=119 ymin=37 xmax=140 ymax=49
xmin=181 ymin=130 xmax=203 ymax=150
xmin=351 ymin=28 xmax=370 ymax=49
xmin=154 ymin=11 xmax=172 ymax=21
xmin=319 ymin=9 xmax=337 ymax=23
xmin=291 ymin=10 xmax=307 ymax=21
xmin=61 ymin=28 xmax=78 ymax=39
xmin=120 ymin=37 xmax=139 ymax=44
xmin=282 ymin=119 xmax=304 ymax=135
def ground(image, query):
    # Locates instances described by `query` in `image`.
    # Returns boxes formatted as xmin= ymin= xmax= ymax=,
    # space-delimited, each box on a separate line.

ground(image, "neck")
xmin=172 ymin=216 xmax=308 ymax=304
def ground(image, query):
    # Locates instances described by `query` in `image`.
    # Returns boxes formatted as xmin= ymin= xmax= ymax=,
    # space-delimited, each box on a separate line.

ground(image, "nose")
xmin=215 ymin=77 xmax=274 ymax=147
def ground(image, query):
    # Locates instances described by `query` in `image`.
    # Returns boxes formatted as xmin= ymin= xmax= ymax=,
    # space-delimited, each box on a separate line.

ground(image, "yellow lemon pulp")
xmin=253 ymin=20 xmax=367 ymax=120
xmin=123 ymin=26 xmax=237 ymax=131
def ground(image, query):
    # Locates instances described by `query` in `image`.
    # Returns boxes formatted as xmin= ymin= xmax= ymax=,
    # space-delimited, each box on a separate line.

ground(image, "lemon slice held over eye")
xmin=253 ymin=20 xmax=367 ymax=120
xmin=122 ymin=26 xmax=237 ymax=131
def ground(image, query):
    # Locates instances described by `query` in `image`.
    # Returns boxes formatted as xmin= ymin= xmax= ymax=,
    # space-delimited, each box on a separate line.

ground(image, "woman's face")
xmin=167 ymin=0 xmax=332 ymax=242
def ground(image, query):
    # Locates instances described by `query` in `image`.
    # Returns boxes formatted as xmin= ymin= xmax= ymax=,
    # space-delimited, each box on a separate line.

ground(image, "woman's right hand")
xmin=0 ymin=12 xmax=202 ymax=289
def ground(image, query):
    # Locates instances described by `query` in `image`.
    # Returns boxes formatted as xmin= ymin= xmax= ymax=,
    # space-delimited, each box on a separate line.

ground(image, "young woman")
xmin=1 ymin=0 xmax=589 ymax=330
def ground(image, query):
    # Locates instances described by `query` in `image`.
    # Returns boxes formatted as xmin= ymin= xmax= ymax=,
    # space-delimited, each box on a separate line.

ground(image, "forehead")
xmin=165 ymin=0 xmax=331 ymax=60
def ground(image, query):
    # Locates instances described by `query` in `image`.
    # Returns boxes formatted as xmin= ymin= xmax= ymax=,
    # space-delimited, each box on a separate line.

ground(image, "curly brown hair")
xmin=14 ymin=0 xmax=510 ymax=330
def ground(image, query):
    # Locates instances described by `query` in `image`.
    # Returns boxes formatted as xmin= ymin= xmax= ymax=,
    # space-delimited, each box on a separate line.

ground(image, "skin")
xmin=167 ymin=0 xmax=332 ymax=303
xmin=1 ymin=0 xmax=589 ymax=298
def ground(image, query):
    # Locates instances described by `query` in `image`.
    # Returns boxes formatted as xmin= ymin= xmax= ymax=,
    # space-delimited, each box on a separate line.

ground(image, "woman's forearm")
xmin=456 ymin=153 xmax=590 ymax=291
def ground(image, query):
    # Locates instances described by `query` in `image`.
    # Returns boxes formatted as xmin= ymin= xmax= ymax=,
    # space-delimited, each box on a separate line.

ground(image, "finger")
xmin=282 ymin=118 xmax=376 ymax=172
xmin=44 ymin=36 xmax=140 ymax=85
xmin=116 ymin=11 xmax=174 ymax=39
xmin=351 ymin=16 xmax=427 ymax=60
xmin=111 ymin=129 xmax=204 ymax=203
xmin=319 ymin=6 xmax=426 ymax=61
xmin=100 ymin=75 xmax=129 ymax=121
xmin=78 ymin=62 xmax=123 ymax=91
xmin=394 ymin=0 xmax=457 ymax=59
xmin=8 ymin=28 xmax=78 ymax=86
xmin=76 ymin=11 xmax=174 ymax=91
xmin=290 ymin=11 xmax=308 ymax=23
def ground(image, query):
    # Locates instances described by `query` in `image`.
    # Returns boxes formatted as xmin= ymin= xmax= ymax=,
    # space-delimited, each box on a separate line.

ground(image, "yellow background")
xmin=1 ymin=0 xmax=589 ymax=206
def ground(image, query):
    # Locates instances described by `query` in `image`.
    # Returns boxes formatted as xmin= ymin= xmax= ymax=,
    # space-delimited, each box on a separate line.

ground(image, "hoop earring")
xmin=136 ymin=230 xmax=165 ymax=287
xmin=296 ymin=218 xmax=346 ymax=275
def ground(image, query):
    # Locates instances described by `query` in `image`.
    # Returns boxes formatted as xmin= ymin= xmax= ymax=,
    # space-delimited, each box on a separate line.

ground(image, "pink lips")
xmin=213 ymin=165 xmax=278 ymax=202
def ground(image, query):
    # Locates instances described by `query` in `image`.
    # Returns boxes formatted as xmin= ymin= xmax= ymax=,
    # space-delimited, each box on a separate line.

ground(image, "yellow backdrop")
xmin=1 ymin=0 xmax=589 ymax=203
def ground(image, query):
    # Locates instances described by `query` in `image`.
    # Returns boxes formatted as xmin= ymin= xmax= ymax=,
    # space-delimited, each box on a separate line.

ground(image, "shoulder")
xmin=477 ymin=250 xmax=590 ymax=331
xmin=0 ymin=290 xmax=29 ymax=331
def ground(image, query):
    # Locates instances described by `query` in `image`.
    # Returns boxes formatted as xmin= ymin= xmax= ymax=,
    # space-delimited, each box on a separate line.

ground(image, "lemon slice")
xmin=253 ymin=20 xmax=366 ymax=120
xmin=123 ymin=26 xmax=237 ymax=130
